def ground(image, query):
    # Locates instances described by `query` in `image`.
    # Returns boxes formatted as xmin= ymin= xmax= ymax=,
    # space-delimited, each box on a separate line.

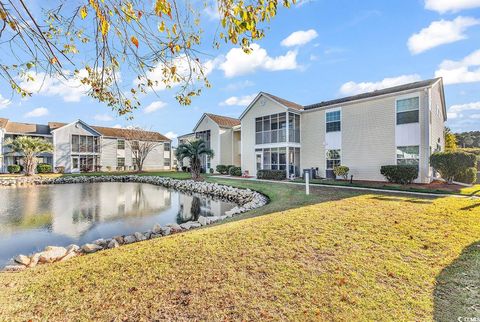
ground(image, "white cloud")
xmin=0 ymin=94 xmax=11 ymax=109
xmin=447 ymin=112 xmax=458 ymax=119
xmin=135 ymin=55 xmax=216 ymax=92
xmin=94 ymin=114 xmax=114 ymax=121
xmin=19 ymin=70 xmax=91 ymax=102
xmin=435 ymin=49 xmax=480 ymax=84
xmin=223 ymin=80 xmax=255 ymax=91
xmin=219 ymin=44 xmax=298 ymax=77
xmin=24 ymin=107 xmax=48 ymax=118
xmin=425 ymin=0 xmax=480 ymax=13
xmin=408 ymin=16 xmax=479 ymax=54
xmin=449 ymin=101 xmax=480 ymax=112
xmin=281 ymin=29 xmax=318 ymax=47
xmin=144 ymin=101 xmax=167 ymax=114
xmin=203 ymin=5 xmax=220 ymax=20
xmin=221 ymin=94 xmax=256 ymax=107
xmin=470 ymin=113 xmax=480 ymax=119
xmin=339 ymin=74 xmax=422 ymax=96
xmin=164 ymin=131 xmax=178 ymax=140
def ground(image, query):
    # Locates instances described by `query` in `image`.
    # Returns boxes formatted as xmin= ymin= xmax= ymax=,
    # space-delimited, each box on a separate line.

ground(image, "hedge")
xmin=229 ymin=166 xmax=242 ymax=176
xmin=380 ymin=165 xmax=418 ymax=184
xmin=37 ymin=163 xmax=53 ymax=174
xmin=430 ymin=151 xmax=477 ymax=184
xmin=7 ymin=164 xmax=21 ymax=174
xmin=216 ymin=165 xmax=228 ymax=174
xmin=257 ymin=169 xmax=286 ymax=180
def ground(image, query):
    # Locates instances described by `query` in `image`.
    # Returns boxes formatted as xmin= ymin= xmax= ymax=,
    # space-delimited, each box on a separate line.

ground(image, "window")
xmin=72 ymin=135 xmax=98 ymax=153
xmin=164 ymin=142 xmax=171 ymax=151
xmin=255 ymin=112 xmax=288 ymax=144
xmin=117 ymin=157 xmax=125 ymax=167
xmin=117 ymin=139 xmax=125 ymax=150
xmin=164 ymin=158 xmax=171 ymax=166
xmin=326 ymin=110 xmax=341 ymax=132
xmin=326 ymin=149 xmax=341 ymax=169
xmin=72 ymin=157 xmax=79 ymax=169
xmin=72 ymin=135 xmax=79 ymax=152
xmin=396 ymin=97 xmax=419 ymax=125
xmin=396 ymin=146 xmax=419 ymax=165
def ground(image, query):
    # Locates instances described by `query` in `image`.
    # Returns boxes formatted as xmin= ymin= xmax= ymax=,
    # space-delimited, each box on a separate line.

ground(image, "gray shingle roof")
xmin=304 ymin=78 xmax=441 ymax=110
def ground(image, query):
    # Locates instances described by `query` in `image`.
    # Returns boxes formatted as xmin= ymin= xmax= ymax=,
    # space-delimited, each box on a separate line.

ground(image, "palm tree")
xmin=5 ymin=136 xmax=53 ymax=176
xmin=175 ymin=139 xmax=214 ymax=181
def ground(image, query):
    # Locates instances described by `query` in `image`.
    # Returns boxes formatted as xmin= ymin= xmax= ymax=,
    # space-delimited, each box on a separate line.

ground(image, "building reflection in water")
xmin=177 ymin=194 xmax=232 ymax=223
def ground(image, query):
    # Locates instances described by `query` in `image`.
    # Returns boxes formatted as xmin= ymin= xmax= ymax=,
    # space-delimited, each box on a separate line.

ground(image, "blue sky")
xmin=1 ymin=0 xmax=480 ymax=141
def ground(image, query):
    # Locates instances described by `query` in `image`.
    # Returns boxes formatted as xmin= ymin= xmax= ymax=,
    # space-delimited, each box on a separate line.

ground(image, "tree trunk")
xmin=191 ymin=158 xmax=202 ymax=181
xmin=24 ymin=156 xmax=36 ymax=176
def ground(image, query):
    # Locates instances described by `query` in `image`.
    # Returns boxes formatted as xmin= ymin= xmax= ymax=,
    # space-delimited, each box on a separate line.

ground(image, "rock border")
xmin=2 ymin=175 xmax=268 ymax=272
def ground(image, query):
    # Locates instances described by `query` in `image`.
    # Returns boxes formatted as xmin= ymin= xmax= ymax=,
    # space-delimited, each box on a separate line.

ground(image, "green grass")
xmin=0 ymin=173 xmax=479 ymax=320
xmin=294 ymin=178 xmax=480 ymax=197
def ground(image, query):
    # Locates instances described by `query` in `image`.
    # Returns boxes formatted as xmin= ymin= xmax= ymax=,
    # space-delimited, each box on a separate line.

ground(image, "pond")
xmin=0 ymin=182 xmax=237 ymax=266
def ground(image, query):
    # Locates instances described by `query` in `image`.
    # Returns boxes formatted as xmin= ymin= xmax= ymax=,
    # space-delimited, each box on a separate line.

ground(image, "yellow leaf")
xmin=158 ymin=21 xmax=165 ymax=32
xmin=101 ymin=19 xmax=110 ymax=35
xmin=80 ymin=6 xmax=88 ymax=19
xmin=131 ymin=36 xmax=139 ymax=48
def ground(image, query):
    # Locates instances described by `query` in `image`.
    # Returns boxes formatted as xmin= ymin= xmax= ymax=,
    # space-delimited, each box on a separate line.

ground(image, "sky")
xmin=1 ymin=0 xmax=480 ymax=142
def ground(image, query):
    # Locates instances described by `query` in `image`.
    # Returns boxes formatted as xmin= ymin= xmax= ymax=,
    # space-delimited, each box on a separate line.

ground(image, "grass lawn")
xmin=294 ymin=177 xmax=480 ymax=197
xmin=0 ymin=175 xmax=479 ymax=320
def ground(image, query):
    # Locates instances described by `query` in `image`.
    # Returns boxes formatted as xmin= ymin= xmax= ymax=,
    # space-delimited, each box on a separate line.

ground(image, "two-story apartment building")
xmin=185 ymin=113 xmax=241 ymax=172
xmin=242 ymin=78 xmax=446 ymax=183
xmin=182 ymin=78 xmax=446 ymax=183
xmin=0 ymin=119 xmax=172 ymax=173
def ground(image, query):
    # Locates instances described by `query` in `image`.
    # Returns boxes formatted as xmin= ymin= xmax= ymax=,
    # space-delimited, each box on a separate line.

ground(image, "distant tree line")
xmin=455 ymin=131 xmax=480 ymax=148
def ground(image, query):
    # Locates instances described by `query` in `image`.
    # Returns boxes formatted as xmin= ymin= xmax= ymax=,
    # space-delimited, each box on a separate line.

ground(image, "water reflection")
xmin=0 ymin=182 xmax=236 ymax=266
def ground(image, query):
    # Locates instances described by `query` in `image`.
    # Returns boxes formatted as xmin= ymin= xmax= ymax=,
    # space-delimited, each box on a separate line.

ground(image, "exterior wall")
xmin=241 ymin=96 xmax=287 ymax=177
xmin=100 ymin=137 xmax=118 ymax=170
xmin=143 ymin=142 xmax=167 ymax=170
xmin=301 ymin=89 xmax=436 ymax=183
xmin=232 ymin=130 xmax=241 ymax=166
xmin=300 ymin=109 xmax=326 ymax=175
xmin=195 ymin=117 xmax=220 ymax=171
xmin=53 ymin=122 xmax=100 ymax=173
xmin=0 ymin=128 xmax=3 ymax=172
xmin=429 ymin=82 xmax=446 ymax=180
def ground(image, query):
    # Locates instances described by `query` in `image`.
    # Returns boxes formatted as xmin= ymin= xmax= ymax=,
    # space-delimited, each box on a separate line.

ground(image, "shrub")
xmin=257 ymin=169 xmax=286 ymax=180
xmin=55 ymin=166 xmax=65 ymax=174
xmin=226 ymin=165 xmax=235 ymax=174
xmin=106 ymin=166 xmax=112 ymax=171
xmin=229 ymin=166 xmax=242 ymax=176
xmin=36 ymin=163 xmax=52 ymax=173
xmin=7 ymin=164 xmax=21 ymax=174
xmin=430 ymin=151 xmax=477 ymax=184
xmin=380 ymin=165 xmax=418 ymax=184
xmin=181 ymin=166 xmax=187 ymax=172
xmin=209 ymin=168 xmax=214 ymax=174
xmin=455 ymin=167 xmax=477 ymax=184
xmin=216 ymin=165 xmax=228 ymax=174
xmin=333 ymin=165 xmax=349 ymax=180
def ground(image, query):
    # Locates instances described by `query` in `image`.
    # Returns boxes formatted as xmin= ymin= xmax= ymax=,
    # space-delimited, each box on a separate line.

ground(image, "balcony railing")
xmin=255 ymin=129 xmax=300 ymax=144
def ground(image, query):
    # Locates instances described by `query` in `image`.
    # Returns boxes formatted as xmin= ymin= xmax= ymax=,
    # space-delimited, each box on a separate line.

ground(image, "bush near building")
xmin=7 ymin=164 xmax=21 ymax=174
xmin=430 ymin=151 xmax=477 ymax=184
xmin=333 ymin=166 xmax=349 ymax=180
xmin=229 ymin=166 xmax=242 ymax=176
xmin=216 ymin=165 xmax=228 ymax=174
xmin=380 ymin=165 xmax=419 ymax=184
xmin=257 ymin=169 xmax=286 ymax=180
xmin=36 ymin=163 xmax=53 ymax=174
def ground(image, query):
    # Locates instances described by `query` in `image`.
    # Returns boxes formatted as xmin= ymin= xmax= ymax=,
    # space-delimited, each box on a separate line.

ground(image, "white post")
xmin=305 ymin=172 xmax=310 ymax=195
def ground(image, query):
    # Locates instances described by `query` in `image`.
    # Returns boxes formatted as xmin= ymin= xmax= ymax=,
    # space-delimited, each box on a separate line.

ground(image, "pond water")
xmin=0 ymin=182 xmax=237 ymax=266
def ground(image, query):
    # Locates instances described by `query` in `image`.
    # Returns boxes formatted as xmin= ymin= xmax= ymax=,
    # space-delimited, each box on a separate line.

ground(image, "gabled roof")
xmin=92 ymin=125 xmax=170 ymax=141
xmin=3 ymin=121 xmax=52 ymax=135
xmin=304 ymin=78 xmax=442 ymax=110
xmin=205 ymin=113 xmax=240 ymax=128
xmin=0 ymin=118 xmax=8 ymax=129
xmin=262 ymin=92 xmax=304 ymax=111
xmin=239 ymin=92 xmax=304 ymax=120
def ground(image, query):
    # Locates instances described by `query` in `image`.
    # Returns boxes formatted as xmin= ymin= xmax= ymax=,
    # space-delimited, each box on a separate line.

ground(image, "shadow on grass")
xmin=434 ymin=241 xmax=480 ymax=322
xmin=369 ymin=196 xmax=434 ymax=204
xmin=461 ymin=203 xmax=480 ymax=211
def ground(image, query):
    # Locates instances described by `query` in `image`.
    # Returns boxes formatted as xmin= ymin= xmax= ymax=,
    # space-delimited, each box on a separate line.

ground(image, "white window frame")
xmin=395 ymin=95 xmax=420 ymax=125
xmin=325 ymin=109 xmax=341 ymax=133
